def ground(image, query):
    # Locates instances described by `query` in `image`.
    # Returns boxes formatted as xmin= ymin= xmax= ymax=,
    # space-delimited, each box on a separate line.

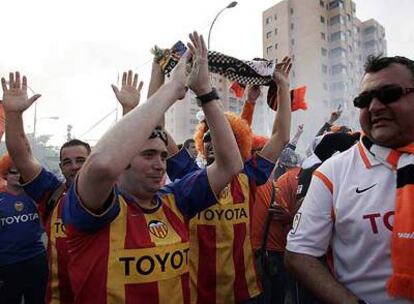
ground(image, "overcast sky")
xmin=1 ymin=0 xmax=412 ymax=146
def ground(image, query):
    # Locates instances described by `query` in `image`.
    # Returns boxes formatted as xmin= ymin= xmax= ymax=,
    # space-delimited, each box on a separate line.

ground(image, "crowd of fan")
xmin=0 ymin=31 xmax=413 ymax=304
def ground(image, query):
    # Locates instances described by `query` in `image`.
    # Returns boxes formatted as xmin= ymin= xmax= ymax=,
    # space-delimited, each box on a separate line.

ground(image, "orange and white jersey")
xmin=287 ymin=143 xmax=411 ymax=304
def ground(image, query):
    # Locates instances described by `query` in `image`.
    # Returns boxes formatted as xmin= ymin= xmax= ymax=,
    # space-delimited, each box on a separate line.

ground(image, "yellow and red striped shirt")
xmin=63 ymin=169 xmax=217 ymax=304
xmin=167 ymin=151 xmax=275 ymax=303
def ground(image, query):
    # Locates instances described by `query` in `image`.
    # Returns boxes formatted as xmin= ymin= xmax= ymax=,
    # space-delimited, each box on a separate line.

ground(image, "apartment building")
xmin=263 ymin=0 xmax=386 ymax=144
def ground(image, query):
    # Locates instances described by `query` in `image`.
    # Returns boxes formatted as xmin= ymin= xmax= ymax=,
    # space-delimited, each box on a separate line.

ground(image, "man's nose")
xmin=369 ymin=96 xmax=387 ymax=112
xmin=152 ymin=157 xmax=165 ymax=170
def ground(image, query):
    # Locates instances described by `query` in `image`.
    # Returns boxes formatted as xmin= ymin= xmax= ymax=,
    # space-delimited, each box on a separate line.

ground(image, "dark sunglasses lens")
xmin=353 ymin=93 xmax=372 ymax=108
xmin=8 ymin=170 xmax=18 ymax=175
xmin=378 ymin=86 xmax=403 ymax=104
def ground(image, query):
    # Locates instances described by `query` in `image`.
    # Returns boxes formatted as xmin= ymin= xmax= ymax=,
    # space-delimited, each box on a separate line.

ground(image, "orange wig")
xmin=0 ymin=154 xmax=14 ymax=178
xmin=252 ymin=135 xmax=269 ymax=151
xmin=194 ymin=112 xmax=253 ymax=161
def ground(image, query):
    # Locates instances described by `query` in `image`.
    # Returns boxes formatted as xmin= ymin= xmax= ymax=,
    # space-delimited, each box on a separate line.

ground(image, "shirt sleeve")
xmin=62 ymin=180 xmax=120 ymax=233
xmin=22 ymin=168 xmax=62 ymax=204
xmin=286 ymin=166 xmax=334 ymax=257
xmin=244 ymin=153 xmax=276 ymax=186
xmin=167 ymin=148 xmax=200 ymax=181
xmin=161 ymin=169 xmax=218 ymax=219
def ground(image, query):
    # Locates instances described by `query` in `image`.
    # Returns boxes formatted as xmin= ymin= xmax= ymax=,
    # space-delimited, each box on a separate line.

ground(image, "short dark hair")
xmin=183 ymin=138 xmax=195 ymax=149
xmin=364 ymin=55 xmax=414 ymax=83
xmin=149 ymin=126 xmax=168 ymax=146
xmin=60 ymin=139 xmax=91 ymax=160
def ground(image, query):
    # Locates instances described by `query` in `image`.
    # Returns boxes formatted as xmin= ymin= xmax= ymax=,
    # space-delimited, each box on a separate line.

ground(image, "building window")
xmin=274 ymin=14 xmax=277 ymax=20
xmin=348 ymin=45 xmax=353 ymax=53
xmin=347 ymin=13 xmax=351 ymax=21
xmin=331 ymin=64 xmax=347 ymax=75
xmin=266 ymin=31 xmax=272 ymax=39
xmin=321 ymin=32 xmax=326 ymax=40
xmin=266 ymin=46 xmax=273 ymax=54
xmin=291 ymin=23 xmax=294 ymax=30
xmin=323 ymin=83 xmax=328 ymax=90
xmin=266 ymin=17 xmax=272 ymax=24
xmin=330 ymin=81 xmax=346 ymax=91
xmin=329 ymin=47 xmax=346 ymax=58
xmin=291 ymin=39 xmax=295 ymax=45
xmin=320 ymin=0 xmax=325 ymax=7
xmin=275 ymin=28 xmax=278 ymax=35
xmin=322 ymin=65 xmax=328 ymax=74
xmin=275 ymin=43 xmax=278 ymax=50
xmin=329 ymin=0 xmax=344 ymax=10
xmin=329 ymin=14 xmax=344 ymax=25
xmin=321 ymin=47 xmax=327 ymax=56
xmin=364 ymin=26 xmax=377 ymax=35
xmin=347 ymin=29 xmax=352 ymax=37
xmin=364 ymin=40 xmax=376 ymax=48
xmin=320 ymin=16 xmax=325 ymax=24
xmin=290 ymin=8 xmax=294 ymax=14
xmin=330 ymin=31 xmax=345 ymax=42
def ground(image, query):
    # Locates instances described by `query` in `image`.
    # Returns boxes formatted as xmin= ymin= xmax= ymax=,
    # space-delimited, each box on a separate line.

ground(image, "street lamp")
xmin=208 ymin=1 xmax=238 ymax=49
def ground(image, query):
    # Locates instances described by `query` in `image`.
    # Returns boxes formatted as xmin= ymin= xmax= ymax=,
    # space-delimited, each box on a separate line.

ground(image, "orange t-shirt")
xmin=251 ymin=167 xmax=301 ymax=251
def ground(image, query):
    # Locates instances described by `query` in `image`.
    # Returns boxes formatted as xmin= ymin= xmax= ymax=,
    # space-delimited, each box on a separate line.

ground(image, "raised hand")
xmin=329 ymin=105 xmax=342 ymax=123
xmin=169 ymin=49 xmax=192 ymax=100
xmin=111 ymin=70 xmax=143 ymax=114
xmin=186 ymin=32 xmax=212 ymax=96
xmin=247 ymin=85 xmax=261 ymax=104
xmin=1 ymin=72 xmax=41 ymax=113
xmin=296 ymin=124 xmax=304 ymax=134
xmin=272 ymin=56 xmax=292 ymax=89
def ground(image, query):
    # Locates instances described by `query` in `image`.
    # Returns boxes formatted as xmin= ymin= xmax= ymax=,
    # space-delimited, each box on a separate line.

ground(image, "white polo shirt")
xmin=287 ymin=143 xmax=411 ymax=304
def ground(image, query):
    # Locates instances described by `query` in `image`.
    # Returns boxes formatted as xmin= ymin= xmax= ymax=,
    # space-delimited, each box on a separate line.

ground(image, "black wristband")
xmin=196 ymin=88 xmax=219 ymax=106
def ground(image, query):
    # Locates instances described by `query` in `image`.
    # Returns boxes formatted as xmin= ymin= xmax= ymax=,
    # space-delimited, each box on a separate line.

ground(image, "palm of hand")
xmin=117 ymin=86 xmax=140 ymax=108
xmin=188 ymin=58 xmax=210 ymax=96
xmin=273 ymin=70 xmax=290 ymax=87
xmin=3 ymin=88 xmax=31 ymax=112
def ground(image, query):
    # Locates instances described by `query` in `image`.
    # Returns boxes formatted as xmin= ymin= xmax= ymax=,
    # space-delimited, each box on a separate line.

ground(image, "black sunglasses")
xmin=149 ymin=127 xmax=168 ymax=146
xmin=8 ymin=169 xmax=18 ymax=175
xmin=353 ymin=85 xmax=414 ymax=109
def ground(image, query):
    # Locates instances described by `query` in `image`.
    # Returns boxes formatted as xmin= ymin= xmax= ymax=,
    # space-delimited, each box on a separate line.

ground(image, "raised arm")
xmin=315 ymin=107 xmax=342 ymax=137
xmin=147 ymin=62 xmax=165 ymax=100
xmin=2 ymin=72 xmax=42 ymax=182
xmin=289 ymin=124 xmax=304 ymax=148
xmin=187 ymin=32 xmax=243 ymax=195
xmin=240 ymin=85 xmax=261 ymax=126
xmin=260 ymin=57 xmax=292 ymax=162
xmin=111 ymin=70 xmax=143 ymax=116
xmin=77 ymin=52 xmax=190 ymax=211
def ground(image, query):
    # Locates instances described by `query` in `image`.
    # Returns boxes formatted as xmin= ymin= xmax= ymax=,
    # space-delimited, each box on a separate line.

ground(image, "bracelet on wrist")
xmin=196 ymin=88 xmax=219 ymax=106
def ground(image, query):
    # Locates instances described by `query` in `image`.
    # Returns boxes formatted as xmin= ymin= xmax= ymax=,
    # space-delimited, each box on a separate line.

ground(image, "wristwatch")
xmin=196 ymin=88 xmax=219 ymax=106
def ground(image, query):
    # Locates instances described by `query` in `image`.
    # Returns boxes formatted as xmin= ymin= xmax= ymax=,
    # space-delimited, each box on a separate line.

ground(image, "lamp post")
xmin=207 ymin=1 xmax=238 ymax=49
xmin=33 ymin=111 xmax=59 ymax=144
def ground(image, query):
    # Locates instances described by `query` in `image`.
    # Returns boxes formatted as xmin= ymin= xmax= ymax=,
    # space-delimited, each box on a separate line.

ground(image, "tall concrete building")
xmin=262 ymin=0 xmax=386 ymax=147
xmin=165 ymin=74 xmax=244 ymax=144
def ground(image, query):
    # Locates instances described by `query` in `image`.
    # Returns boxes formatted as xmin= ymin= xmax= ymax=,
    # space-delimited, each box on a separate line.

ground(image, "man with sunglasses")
xmin=2 ymin=73 xmax=92 ymax=303
xmin=285 ymin=55 xmax=414 ymax=303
